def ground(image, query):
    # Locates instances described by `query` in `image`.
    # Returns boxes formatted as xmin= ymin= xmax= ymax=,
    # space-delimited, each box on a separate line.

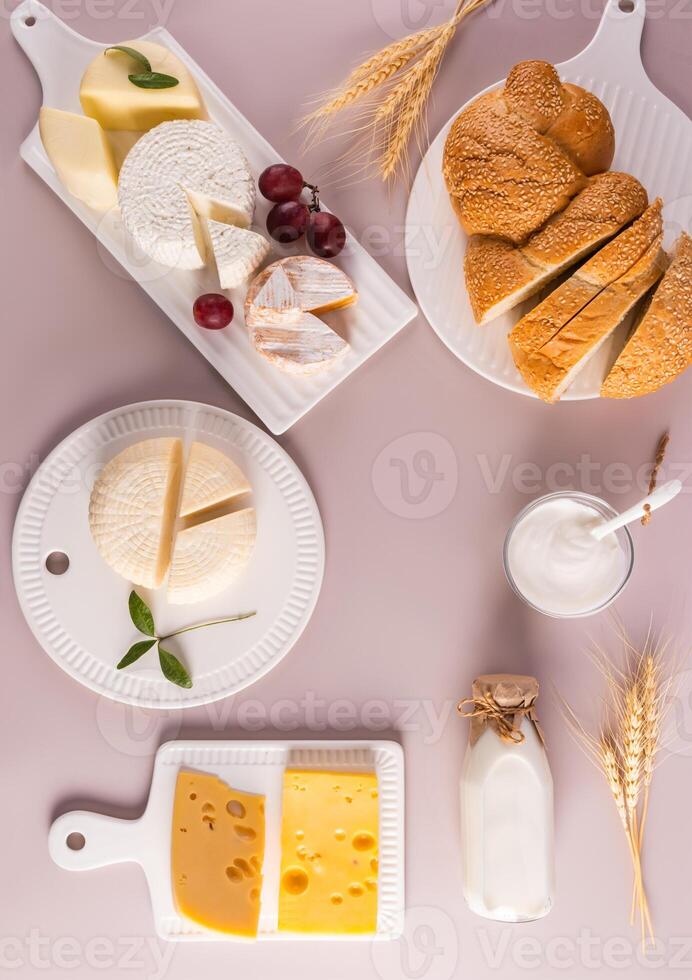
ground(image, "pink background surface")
xmin=2 ymin=1 xmax=692 ymax=977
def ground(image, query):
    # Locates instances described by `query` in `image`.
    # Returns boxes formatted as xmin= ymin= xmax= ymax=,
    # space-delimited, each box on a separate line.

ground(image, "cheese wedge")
xmin=167 ymin=508 xmax=257 ymax=605
xmin=204 ymin=220 xmax=270 ymax=290
xmin=39 ymin=107 xmax=118 ymax=211
xmin=179 ymin=442 xmax=251 ymax=518
xmin=515 ymin=237 xmax=666 ymax=401
xmin=278 ymin=770 xmax=379 ymax=935
xmin=171 ymin=770 xmax=265 ymax=937
xmin=89 ymin=438 xmax=183 ymax=588
xmin=80 ymin=41 xmax=207 ymax=132
xmin=118 ymin=120 xmax=255 ymax=270
xmin=245 ymin=260 xmax=354 ymax=375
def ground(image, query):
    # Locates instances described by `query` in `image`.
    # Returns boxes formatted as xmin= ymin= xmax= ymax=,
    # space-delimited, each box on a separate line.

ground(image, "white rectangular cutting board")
xmin=48 ymin=739 xmax=405 ymax=942
xmin=11 ymin=1 xmax=418 ymax=434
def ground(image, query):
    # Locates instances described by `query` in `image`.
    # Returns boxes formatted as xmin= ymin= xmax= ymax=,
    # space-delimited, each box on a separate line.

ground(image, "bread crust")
xmin=602 ymin=233 xmax=692 ymax=398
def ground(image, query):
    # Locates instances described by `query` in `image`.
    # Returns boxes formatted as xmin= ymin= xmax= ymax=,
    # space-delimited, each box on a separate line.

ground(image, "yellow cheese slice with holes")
xmin=88 ymin=437 xmax=183 ymax=588
xmin=80 ymin=41 xmax=207 ymax=132
xmin=171 ymin=771 xmax=265 ymax=936
xmin=278 ymin=770 xmax=379 ymax=934
xmin=39 ymin=107 xmax=118 ymax=211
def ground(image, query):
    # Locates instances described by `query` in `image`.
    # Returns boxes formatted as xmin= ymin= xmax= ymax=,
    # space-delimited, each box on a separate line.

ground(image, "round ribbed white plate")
xmin=12 ymin=401 xmax=325 ymax=709
xmin=405 ymin=0 xmax=692 ymax=400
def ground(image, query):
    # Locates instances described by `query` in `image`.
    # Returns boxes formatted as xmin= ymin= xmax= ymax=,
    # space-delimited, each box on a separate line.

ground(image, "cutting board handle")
xmin=49 ymin=810 xmax=145 ymax=871
xmin=562 ymin=0 xmax=650 ymax=87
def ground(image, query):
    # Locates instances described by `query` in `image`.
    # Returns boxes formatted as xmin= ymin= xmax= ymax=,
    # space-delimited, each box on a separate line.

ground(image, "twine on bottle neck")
xmin=457 ymin=693 xmax=529 ymax=744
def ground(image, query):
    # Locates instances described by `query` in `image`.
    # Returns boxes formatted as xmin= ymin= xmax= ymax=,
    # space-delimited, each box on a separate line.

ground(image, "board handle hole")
xmin=618 ymin=0 xmax=635 ymax=11
xmin=24 ymin=15 xmax=36 ymax=26
xmin=46 ymin=552 xmax=70 ymax=575
xmin=66 ymin=832 xmax=85 ymax=851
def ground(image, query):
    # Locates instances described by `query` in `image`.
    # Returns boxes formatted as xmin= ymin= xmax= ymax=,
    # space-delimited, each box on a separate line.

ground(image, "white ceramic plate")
xmin=12 ymin=401 xmax=325 ymax=709
xmin=12 ymin=1 xmax=418 ymax=434
xmin=405 ymin=0 xmax=692 ymax=400
xmin=48 ymin=739 xmax=405 ymax=942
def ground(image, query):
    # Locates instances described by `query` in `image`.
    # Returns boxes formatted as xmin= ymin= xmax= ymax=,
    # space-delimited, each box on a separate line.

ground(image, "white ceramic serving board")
xmin=49 ymin=739 xmax=405 ymax=942
xmin=405 ymin=0 xmax=692 ymax=400
xmin=11 ymin=1 xmax=418 ymax=435
xmin=12 ymin=401 xmax=325 ymax=709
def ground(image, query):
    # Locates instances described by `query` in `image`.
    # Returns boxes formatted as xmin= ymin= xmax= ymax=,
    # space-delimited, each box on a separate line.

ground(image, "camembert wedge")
xmin=39 ymin=108 xmax=118 ymax=211
xmin=278 ymin=770 xmax=379 ymax=935
xmin=167 ymin=508 xmax=257 ymax=605
xmin=80 ymin=41 xmax=207 ymax=132
xmin=89 ymin=437 xmax=183 ymax=588
xmin=179 ymin=441 xmax=251 ymax=518
xmin=172 ymin=770 xmax=265 ymax=937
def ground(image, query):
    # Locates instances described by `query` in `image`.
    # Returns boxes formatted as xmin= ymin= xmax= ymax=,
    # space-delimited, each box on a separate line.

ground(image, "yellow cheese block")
xmin=171 ymin=771 xmax=265 ymax=937
xmin=80 ymin=41 xmax=207 ymax=132
xmin=39 ymin=107 xmax=118 ymax=211
xmin=278 ymin=770 xmax=379 ymax=935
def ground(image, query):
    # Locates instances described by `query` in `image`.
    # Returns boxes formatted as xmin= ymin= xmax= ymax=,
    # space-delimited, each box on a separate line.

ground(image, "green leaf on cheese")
xmin=128 ymin=71 xmax=180 ymax=90
xmin=158 ymin=646 xmax=192 ymax=688
xmin=128 ymin=590 xmax=156 ymax=637
xmin=117 ymin=638 xmax=157 ymax=670
xmin=104 ymin=45 xmax=152 ymax=72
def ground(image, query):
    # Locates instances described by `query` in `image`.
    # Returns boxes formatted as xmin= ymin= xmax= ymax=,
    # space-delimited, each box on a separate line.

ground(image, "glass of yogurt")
xmin=503 ymin=491 xmax=634 ymax=618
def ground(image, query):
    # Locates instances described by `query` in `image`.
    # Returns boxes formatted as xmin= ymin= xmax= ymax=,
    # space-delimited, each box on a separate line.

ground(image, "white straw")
xmin=591 ymin=479 xmax=683 ymax=541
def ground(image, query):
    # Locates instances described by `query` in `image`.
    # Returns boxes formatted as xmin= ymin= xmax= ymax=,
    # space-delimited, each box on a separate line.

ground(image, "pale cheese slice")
xmin=89 ymin=437 xmax=183 ymax=588
xmin=80 ymin=41 xmax=207 ymax=132
xmin=118 ymin=120 xmax=255 ymax=270
xmin=204 ymin=221 xmax=270 ymax=290
xmin=172 ymin=770 xmax=265 ymax=937
xmin=252 ymin=312 xmax=350 ymax=375
xmin=179 ymin=442 xmax=251 ymax=518
xmin=167 ymin=508 xmax=257 ymax=605
xmin=246 ymin=256 xmax=357 ymax=318
xmin=39 ymin=108 xmax=118 ymax=211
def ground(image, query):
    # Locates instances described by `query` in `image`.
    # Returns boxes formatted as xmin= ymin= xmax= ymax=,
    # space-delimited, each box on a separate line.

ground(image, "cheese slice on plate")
xmin=278 ymin=770 xmax=379 ymax=935
xmin=245 ymin=260 xmax=354 ymax=375
xmin=39 ymin=108 xmax=118 ymax=211
xmin=89 ymin=437 xmax=183 ymax=588
xmin=80 ymin=41 xmax=207 ymax=132
xmin=171 ymin=770 xmax=265 ymax=937
xmin=204 ymin=220 xmax=270 ymax=290
xmin=118 ymin=120 xmax=255 ymax=270
xmin=179 ymin=442 xmax=251 ymax=518
xmin=167 ymin=508 xmax=257 ymax=605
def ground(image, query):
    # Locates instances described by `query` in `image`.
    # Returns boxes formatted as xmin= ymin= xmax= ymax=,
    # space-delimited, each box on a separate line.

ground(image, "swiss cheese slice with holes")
xmin=245 ymin=260 xmax=354 ymax=375
xmin=179 ymin=442 xmax=251 ymax=518
xmin=167 ymin=508 xmax=257 ymax=605
xmin=88 ymin=437 xmax=183 ymax=588
xmin=278 ymin=770 xmax=379 ymax=935
xmin=118 ymin=120 xmax=255 ymax=270
xmin=171 ymin=770 xmax=265 ymax=936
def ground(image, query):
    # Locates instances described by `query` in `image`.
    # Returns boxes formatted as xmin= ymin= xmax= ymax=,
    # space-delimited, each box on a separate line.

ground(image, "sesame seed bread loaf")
xmin=465 ymin=172 xmax=648 ymax=324
xmin=508 ymin=200 xmax=663 ymax=361
xmin=601 ymin=233 xmax=692 ymax=398
xmin=512 ymin=236 xmax=666 ymax=402
xmin=443 ymin=61 xmax=615 ymax=243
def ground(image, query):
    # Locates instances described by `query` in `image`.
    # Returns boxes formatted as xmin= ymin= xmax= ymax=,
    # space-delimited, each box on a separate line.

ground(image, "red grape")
xmin=307 ymin=210 xmax=346 ymax=258
xmin=267 ymin=201 xmax=309 ymax=243
xmin=259 ymin=164 xmax=304 ymax=203
xmin=193 ymin=293 xmax=233 ymax=330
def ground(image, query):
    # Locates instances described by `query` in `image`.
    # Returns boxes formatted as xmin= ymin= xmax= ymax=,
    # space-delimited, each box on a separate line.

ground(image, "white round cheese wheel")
xmin=118 ymin=120 xmax=255 ymax=270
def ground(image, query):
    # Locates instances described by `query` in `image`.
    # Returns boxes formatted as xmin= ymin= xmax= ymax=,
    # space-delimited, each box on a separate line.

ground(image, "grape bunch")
xmin=258 ymin=164 xmax=346 ymax=259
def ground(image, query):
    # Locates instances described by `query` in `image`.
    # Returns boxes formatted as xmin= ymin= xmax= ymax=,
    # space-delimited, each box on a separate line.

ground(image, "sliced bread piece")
xmin=465 ymin=172 xmax=647 ymax=324
xmin=514 ymin=237 xmax=667 ymax=401
xmin=509 ymin=199 xmax=662 ymax=360
xmin=602 ymin=233 xmax=692 ymax=398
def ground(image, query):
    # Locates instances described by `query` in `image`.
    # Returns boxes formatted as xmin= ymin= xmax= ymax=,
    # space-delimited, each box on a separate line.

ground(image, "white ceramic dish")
xmin=49 ymin=739 xmax=405 ymax=942
xmin=12 ymin=400 xmax=325 ymax=709
xmin=405 ymin=0 xmax=692 ymax=400
xmin=11 ymin=1 xmax=418 ymax=435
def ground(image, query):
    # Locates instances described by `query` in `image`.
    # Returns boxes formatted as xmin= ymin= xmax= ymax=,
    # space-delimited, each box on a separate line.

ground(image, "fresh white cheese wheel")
xmin=206 ymin=220 xmax=271 ymax=290
xmin=167 ymin=508 xmax=257 ymax=605
xmin=179 ymin=442 xmax=251 ymax=517
xmin=118 ymin=120 xmax=255 ymax=270
xmin=89 ymin=437 xmax=183 ymax=588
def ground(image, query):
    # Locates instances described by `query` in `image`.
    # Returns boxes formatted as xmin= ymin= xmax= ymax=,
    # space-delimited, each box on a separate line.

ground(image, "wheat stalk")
xmin=299 ymin=0 xmax=493 ymax=184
